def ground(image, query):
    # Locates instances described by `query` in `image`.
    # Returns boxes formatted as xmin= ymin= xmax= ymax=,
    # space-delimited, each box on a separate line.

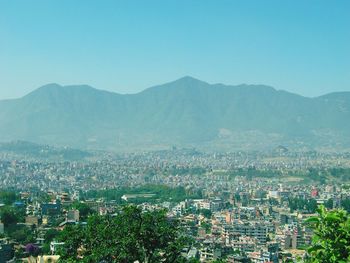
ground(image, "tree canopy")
xmin=305 ymin=205 xmax=350 ymax=263
xmin=58 ymin=205 xmax=191 ymax=263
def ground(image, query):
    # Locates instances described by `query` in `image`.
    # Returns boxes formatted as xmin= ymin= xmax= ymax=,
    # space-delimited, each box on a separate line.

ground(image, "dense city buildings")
xmin=0 ymin=148 xmax=350 ymax=262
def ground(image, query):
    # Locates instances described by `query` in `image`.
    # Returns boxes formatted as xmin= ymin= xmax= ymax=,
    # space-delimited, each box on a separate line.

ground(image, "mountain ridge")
xmin=0 ymin=77 xmax=349 ymax=152
xmin=3 ymin=76 xmax=348 ymax=102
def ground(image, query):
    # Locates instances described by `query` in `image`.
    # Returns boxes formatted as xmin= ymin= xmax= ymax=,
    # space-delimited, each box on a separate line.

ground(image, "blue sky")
xmin=0 ymin=0 xmax=349 ymax=99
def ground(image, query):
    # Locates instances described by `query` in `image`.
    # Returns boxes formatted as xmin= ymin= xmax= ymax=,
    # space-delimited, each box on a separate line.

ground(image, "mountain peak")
xmin=1 ymin=78 xmax=350 ymax=151
xmin=23 ymin=83 xmax=61 ymax=98
xmin=177 ymin=75 xmax=200 ymax=81
xmin=24 ymin=83 xmax=99 ymax=99
xmin=173 ymin=76 xmax=208 ymax=85
xmin=34 ymin=82 xmax=62 ymax=92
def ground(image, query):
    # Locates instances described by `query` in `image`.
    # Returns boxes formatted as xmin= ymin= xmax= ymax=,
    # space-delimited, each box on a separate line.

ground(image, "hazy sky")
xmin=0 ymin=0 xmax=349 ymax=99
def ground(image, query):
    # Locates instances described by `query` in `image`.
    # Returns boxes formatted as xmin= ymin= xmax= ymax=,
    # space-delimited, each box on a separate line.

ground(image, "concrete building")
xmin=67 ymin=210 xmax=80 ymax=222
xmin=25 ymin=215 xmax=39 ymax=226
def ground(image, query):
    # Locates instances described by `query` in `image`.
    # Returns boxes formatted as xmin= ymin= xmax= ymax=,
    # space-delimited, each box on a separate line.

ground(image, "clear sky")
xmin=0 ymin=0 xmax=349 ymax=99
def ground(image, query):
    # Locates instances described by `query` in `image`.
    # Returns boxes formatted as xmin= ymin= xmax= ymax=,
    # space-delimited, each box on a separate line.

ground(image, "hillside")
xmin=0 ymin=77 xmax=349 ymax=152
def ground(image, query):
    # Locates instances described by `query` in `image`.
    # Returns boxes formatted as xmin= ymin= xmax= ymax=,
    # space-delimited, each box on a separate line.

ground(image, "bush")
xmin=305 ymin=206 xmax=350 ymax=262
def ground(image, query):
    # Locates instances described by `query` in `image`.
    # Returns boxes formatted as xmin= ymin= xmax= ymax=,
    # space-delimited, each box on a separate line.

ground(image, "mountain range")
xmin=0 ymin=76 xmax=349 ymax=152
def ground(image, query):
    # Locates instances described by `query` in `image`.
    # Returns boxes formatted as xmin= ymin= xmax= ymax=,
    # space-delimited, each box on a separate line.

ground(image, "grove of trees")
xmin=58 ymin=205 xmax=193 ymax=263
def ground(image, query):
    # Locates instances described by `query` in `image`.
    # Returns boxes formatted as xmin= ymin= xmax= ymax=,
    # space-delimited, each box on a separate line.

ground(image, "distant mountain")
xmin=0 ymin=140 xmax=91 ymax=160
xmin=0 ymin=76 xmax=349 ymax=152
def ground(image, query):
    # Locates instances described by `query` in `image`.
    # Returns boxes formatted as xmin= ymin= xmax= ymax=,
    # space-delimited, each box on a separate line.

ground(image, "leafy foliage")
xmin=7 ymin=224 xmax=35 ymax=244
xmin=340 ymin=197 xmax=350 ymax=213
xmin=71 ymin=201 xmax=96 ymax=220
xmin=0 ymin=190 xmax=18 ymax=205
xmin=288 ymin=198 xmax=318 ymax=213
xmin=305 ymin=206 xmax=350 ymax=262
xmin=0 ymin=206 xmax=24 ymax=227
xmin=58 ymin=205 xmax=191 ymax=262
xmin=82 ymin=185 xmax=202 ymax=204
xmin=198 ymin=209 xmax=212 ymax=219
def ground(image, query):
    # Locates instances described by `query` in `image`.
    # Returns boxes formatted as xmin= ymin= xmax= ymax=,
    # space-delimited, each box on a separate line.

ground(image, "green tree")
xmin=305 ymin=205 xmax=350 ymax=262
xmin=57 ymin=224 xmax=84 ymax=261
xmin=306 ymin=199 xmax=318 ymax=213
xmin=7 ymin=224 xmax=35 ymax=244
xmin=199 ymin=209 xmax=212 ymax=219
xmin=0 ymin=191 xmax=17 ymax=205
xmin=45 ymin=228 xmax=60 ymax=242
xmin=71 ymin=202 xmax=95 ymax=220
xmin=341 ymin=198 xmax=350 ymax=213
xmin=200 ymin=221 xmax=211 ymax=234
xmin=43 ymin=228 xmax=60 ymax=253
xmin=325 ymin=198 xmax=333 ymax=210
xmin=0 ymin=207 xmax=20 ymax=227
xmin=58 ymin=205 xmax=190 ymax=263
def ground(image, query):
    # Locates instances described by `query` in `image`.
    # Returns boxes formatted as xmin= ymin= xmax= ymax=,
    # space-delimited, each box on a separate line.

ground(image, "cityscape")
xmin=0 ymin=144 xmax=349 ymax=262
xmin=1 ymin=0 xmax=349 ymax=262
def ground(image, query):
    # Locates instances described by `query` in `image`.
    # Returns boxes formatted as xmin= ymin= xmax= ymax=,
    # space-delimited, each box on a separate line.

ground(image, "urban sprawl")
xmin=0 ymin=148 xmax=350 ymax=262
